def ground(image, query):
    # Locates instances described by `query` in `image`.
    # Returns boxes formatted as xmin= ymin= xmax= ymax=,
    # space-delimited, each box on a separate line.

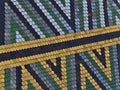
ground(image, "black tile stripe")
xmin=117 ymin=45 xmax=120 ymax=80
xmin=16 ymin=66 xmax=22 ymax=90
xmin=103 ymin=0 xmax=109 ymax=26
xmin=70 ymin=0 xmax=75 ymax=32
xmin=0 ymin=0 xmax=5 ymax=45
xmin=50 ymin=0 xmax=75 ymax=32
xmin=81 ymin=60 xmax=107 ymax=90
xmin=0 ymin=30 xmax=120 ymax=61
xmin=75 ymin=54 xmax=106 ymax=89
xmin=92 ymin=48 xmax=106 ymax=67
xmin=87 ymin=0 xmax=93 ymax=29
xmin=25 ymin=65 xmax=48 ymax=89
xmin=46 ymin=58 xmax=62 ymax=80
xmin=113 ymin=0 xmax=120 ymax=9
xmin=28 ymin=0 xmax=60 ymax=35
xmin=75 ymin=54 xmax=81 ymax=90
xmin=7 ymin=0 xmax=40 ymax=39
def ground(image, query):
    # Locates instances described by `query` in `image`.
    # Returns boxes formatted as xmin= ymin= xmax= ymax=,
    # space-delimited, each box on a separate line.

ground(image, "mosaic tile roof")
xmin=0 ymin=0 xmax=120 ymax=90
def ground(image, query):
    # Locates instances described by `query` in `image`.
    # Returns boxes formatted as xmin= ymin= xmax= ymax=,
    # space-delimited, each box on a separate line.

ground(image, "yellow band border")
xmin=0 ymin=25 xmax=120 ymax=54
xmin=0 ymin=37 xmax=119 ymax=70
xmin=0 ymin=25 xmax=120 ymax=69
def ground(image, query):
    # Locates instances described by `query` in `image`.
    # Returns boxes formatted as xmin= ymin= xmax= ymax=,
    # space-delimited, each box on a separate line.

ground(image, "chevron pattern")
xmin=0 ymin=0 xmax=120 ymax=90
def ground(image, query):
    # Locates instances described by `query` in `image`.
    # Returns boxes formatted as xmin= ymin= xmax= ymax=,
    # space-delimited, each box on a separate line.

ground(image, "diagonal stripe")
xmin=25 ymin=65 xmax=49 ymax=89
xmin=53 ymin=0 xmax=71 ymax=18
xmin=0 ymin=25 xmax=119 ymax=69
xmin=103 ymin=0 xmax=109 ymax=26
xmin=0 ymin=24 xmax=120 ymax=54
xmin=111 ymin=45 xmax=120 ymax=90
xmin=83 ymin=0 xmax=89 ymax=30
xmin=7 ymin=0 xmax=41 ymax=39
xmin=99 ymin=0 xmax=106 ymax=27
xmin=28 ymin=0 xmax=60 ymax=35
xmin=80 ymin=52 xmax=112 ymax=89
xmin=30 ymin=0 xmax=65 ymax=35
xmin=113 ymin=0 xmax=120 ymax=8
xmin=30 ymin=63 xmax=54 ymax=89
xmin=49 ymin=0 xmax=75 ymax=31
xmin=80 ymin=55 xmax=108 ymax=89
xmin=22 ymin=0 xmax=55 ymax=37
xmin=0 ymin=0 xmax=5 ymax=45
xmin=75 ymin=54 xmax=82 ymax=90
xmin=0 ymin=69 xmax=4 ymax=90
xmin=0 ymin=37 xmax=120 ymax=70
xmin=87 ymin=0 xmax=93 ymax=29
xmin=16 ymin=67 xmax=22 ymax=90
xmin=117 ymin=45 xmax=120 ymax=81
xmin=0 ymin=30 xmax=119 ymax=61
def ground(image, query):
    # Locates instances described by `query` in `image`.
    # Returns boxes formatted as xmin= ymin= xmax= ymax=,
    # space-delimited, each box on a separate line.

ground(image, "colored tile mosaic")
xmin=0 ymin=0 xmax=120 ymax=90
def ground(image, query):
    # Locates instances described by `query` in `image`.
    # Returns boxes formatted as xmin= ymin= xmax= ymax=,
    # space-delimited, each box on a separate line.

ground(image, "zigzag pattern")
xmin=0 ymin=0 xmax=120 ymax=90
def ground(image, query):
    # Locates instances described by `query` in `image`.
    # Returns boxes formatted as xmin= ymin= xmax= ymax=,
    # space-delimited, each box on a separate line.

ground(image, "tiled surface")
xmin=0 ymin=0 xmax=120 ymax=90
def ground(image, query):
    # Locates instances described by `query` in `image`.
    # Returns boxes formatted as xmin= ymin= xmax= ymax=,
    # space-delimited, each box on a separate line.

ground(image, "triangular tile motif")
xmin=4 ymin=3 xmax=34 ymax=44
xmin=0 ymin=0 xmax=120 ymax=90
xmin=46 ymin=58 xmax=62 ymax=79
xmin=54 ymin=0 xmax=71 ymax=19
xmin=92 ymin=48 xmax=107 ymax=67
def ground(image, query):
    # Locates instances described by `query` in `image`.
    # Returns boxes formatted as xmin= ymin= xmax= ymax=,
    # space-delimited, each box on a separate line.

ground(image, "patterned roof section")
xmin=0 ymin=0 xmax=119 ymax=44
xmin=0 ymin=0 xmax=120 ymax=90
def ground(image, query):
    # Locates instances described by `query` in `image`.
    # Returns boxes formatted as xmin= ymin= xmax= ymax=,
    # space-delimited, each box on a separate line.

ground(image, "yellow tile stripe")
xmin=88 ymin=47 xmax=112 ymax=81
xmin=0 ymin=70 xmax=4 ymax=90
xmin=40 ymin=57 xmax=67 ymax=89
xmin=22 ymin=66 xmax=43 ymax=90
xmin=0 ymin=25 xmax=120 ymax=54
xmin=80 ymin=64 xmax=102 ymax=90
xmin=0 ymin=37 xmax=119 ymax=70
